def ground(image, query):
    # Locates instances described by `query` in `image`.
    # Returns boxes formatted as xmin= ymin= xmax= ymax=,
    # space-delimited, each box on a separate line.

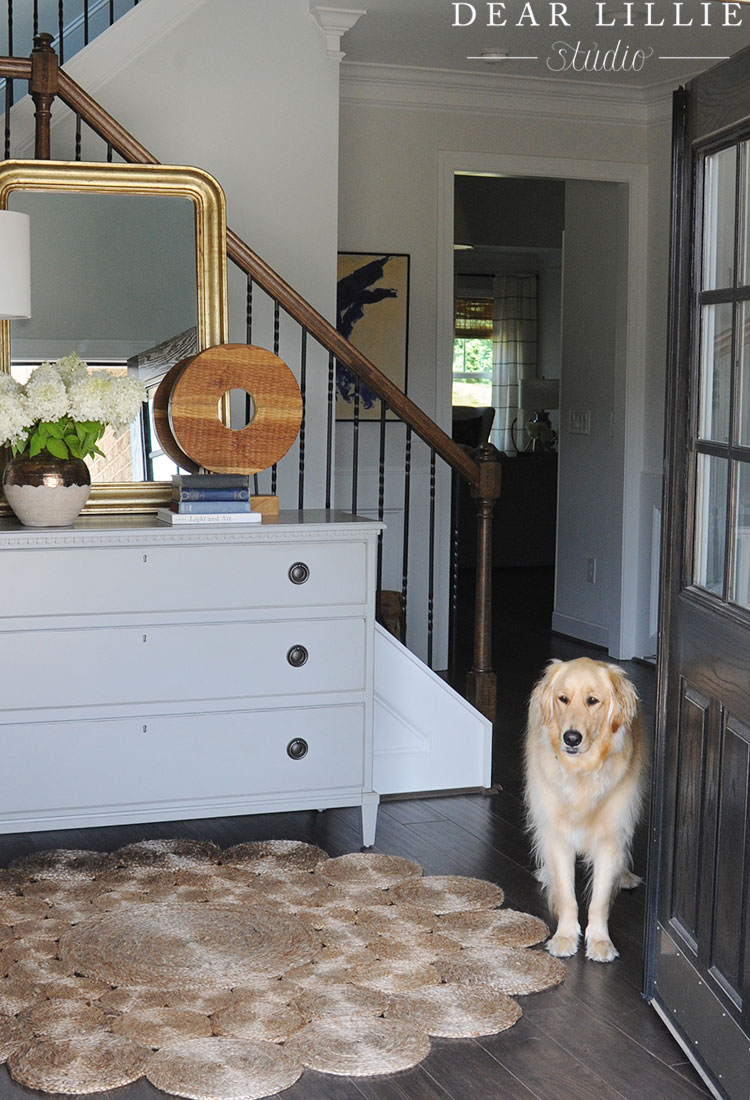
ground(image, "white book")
xmin=156 ymin=507 xmax=262 ymax=525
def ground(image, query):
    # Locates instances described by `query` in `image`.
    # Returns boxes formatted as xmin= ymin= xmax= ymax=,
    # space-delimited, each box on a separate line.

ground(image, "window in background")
xmin=452 ymin=297 xmax=492 ymax=406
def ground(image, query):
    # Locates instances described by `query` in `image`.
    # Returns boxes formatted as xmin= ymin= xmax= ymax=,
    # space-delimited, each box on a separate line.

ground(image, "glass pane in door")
xmin=703 ymin=146 xmax=737 ymax=291
xmin=699 ymin=303 xmax=733 ymax=442
xmin=693 ymin=453 xmax=729 ymax=596
xmin=738 ymin=301 xmax=750 ymax=446
xmin=741 ymin=141 xmax=750 ymax=286
xmin=731 ymin=461 xmax=750 ymax=609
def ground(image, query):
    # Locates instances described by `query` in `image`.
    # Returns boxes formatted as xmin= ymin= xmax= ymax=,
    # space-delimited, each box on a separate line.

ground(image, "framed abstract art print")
xmin=336 ymin=252 xmax=410 ymax=420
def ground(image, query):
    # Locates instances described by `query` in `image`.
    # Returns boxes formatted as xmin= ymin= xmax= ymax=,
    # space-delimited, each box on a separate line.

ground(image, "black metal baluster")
xmin=139 ymin=402 xmax=153 ymax=481
xmin=83 ymin=0 xmax=89 ymax=45
xmin=109 ymin=1 xmax=115 ymax=24
xmin=376 ymin=399 xmax=387 ymax=598
xmin=270 ymin=300 xmax=280 ymax=496
xmin=351 ymin=378 xmax=360 ymax=515
xmin=448 ymin=467 xmax=461 ymax=686
xmin=401 ymin=424 xmax=412 ymax=644
xmin=245 ymin=276 xmax=253 ymax=344
xmin=298 ymin=328 xmax=307 ymax=509
xmin=57 ymin=0 xmax=64 ymax=64
xmin=326 ymin=353 xmax=334 ymax=510
xmin=427 ymin=447 xmax=437 ymax=668
xmin=7 ymin=0 xmax=13 ymax=60
xmin=4 ymin=84 xmax=10 ymax=157
xmin=32 ymin=1 xmax=39 ymax=38
xmin=75 ymin=113 xmax=82 ymax=159
xmin=244 ymin=277 xmax=253 ymax=430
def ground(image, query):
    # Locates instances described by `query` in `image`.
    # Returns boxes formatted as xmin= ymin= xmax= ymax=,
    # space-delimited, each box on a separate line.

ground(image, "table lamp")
xmin=0 ymin=210 xmax=31 ymax=320
xmin=519 ymin=377 xmax=560 ymax=452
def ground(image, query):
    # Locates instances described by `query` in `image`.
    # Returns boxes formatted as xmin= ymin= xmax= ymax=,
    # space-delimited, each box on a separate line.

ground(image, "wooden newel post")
xmin=466 ymin=442 xmax=501 ymax=724
xmin=30 ymin=33 xmax=59 ymax=160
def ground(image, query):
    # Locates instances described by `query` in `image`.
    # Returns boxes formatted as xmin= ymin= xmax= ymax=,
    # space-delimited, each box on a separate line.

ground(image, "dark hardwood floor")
xmin=0 ymin=567 xmax=711 ymax=1100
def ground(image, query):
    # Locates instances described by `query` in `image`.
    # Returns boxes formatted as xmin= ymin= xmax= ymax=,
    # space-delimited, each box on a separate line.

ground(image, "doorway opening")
xmin=447 ymin=169 xmax=641 ymax=784
xmin=451 ymin=174 xmax=564 ymax=705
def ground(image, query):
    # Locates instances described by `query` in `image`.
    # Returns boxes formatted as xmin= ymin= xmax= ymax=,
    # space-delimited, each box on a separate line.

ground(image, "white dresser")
xmin=0 ymin=510 xmax=382 ymax=846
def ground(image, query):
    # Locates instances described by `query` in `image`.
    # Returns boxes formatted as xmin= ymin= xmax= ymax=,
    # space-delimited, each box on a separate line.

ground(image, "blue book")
xmin=172 ymin=474 xmax=252 ymax=489
xmin=171 ymin=500 xmax=253 ymax=514
xmin=175 ymin=488 xmax=250 ymax=502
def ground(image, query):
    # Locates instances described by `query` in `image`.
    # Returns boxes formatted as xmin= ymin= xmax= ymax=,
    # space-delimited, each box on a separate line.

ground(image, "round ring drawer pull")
xmin=287 ymin=644 xmax=309 ymax=667
xmin=288 ymin=562 xmax=310 ymax=584
xmin=287 ymin=738 xmax=309 ymax=760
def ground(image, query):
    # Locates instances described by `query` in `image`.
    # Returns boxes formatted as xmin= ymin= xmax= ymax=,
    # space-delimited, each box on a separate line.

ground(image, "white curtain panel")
xmin=490 ymin=274 xmax=538 ymax=455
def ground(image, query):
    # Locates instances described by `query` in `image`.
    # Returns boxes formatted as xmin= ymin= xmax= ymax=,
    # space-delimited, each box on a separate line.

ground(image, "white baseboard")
xmin=551 ymin=611 xmax=609 ymax=650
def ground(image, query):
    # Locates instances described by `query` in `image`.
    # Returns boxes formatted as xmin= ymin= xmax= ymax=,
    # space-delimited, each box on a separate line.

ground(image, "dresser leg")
xmin=360 ymin=791 xmax=380 ymax=848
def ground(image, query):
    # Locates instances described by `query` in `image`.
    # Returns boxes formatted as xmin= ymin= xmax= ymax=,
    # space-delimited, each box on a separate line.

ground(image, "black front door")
xmin=646 ymin=50 xmax=750 ymax=1100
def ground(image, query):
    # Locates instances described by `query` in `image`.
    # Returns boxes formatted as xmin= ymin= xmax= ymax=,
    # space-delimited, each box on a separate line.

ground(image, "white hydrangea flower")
xmin=102 ymin=374 xmax=147 ymax=432
xmin=0 ymin=354 xmax=146 ymax=454
xmin=0 ymin=373 xmax=23 ymax=396
xmin=55 ymin=352 xmax=89 ymax=385
xmin=66 ymin=372 xmax=108 ymax=423
xmin=22 ymin=364 xmax=69 ymax=422
xmin=0 ymin=386 xmax=33 ymax=449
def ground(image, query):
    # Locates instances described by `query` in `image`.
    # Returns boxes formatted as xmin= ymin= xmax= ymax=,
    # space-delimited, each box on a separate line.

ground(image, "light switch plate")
xmin=568 ymin=409 xmax=591 ymax=435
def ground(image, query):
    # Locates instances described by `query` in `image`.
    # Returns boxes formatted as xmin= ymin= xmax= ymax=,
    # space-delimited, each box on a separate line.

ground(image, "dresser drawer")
xmin=0 ymin=618 xmax=367 ymax=711
xmin=0 ymin=540 xmax=367 ymax=619
xmin=0 ymin=704 xmax=365 ymax=824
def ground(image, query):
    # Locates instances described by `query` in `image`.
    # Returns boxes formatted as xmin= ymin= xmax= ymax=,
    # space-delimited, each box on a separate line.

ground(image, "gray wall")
xmin=10 ymin=192 xmax=196 ymax=361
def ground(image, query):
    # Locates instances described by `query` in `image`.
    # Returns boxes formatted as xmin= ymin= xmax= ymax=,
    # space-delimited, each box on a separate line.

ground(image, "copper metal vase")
xmin=3 ymin=453 xmax=91 ymax=527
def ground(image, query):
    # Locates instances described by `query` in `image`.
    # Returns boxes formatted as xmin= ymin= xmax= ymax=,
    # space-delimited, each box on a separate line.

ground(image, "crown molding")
xmin=311 ymin=6 xmax=366 ymax=61
xmin=340 ymin=61 xmax=676 ymax=126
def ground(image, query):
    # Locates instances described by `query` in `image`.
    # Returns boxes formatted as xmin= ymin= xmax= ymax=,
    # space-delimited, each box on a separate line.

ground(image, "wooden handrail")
xmin=0 ymin=57 xmax=32 ymax=80
xmin=227 ymin=231 xmax=480 ymax=487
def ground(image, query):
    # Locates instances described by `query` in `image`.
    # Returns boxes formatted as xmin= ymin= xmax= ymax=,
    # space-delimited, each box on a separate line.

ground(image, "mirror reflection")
xmin=0 ymin=159 xmax=228 ymax=511
xmin=9 ymin=191 xmax=198 ymax=484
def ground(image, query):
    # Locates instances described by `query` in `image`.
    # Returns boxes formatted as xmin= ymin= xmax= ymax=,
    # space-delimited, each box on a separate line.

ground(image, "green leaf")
xmin=28 ymin=432 xmax=42 ymax=458
xmin=45 ymin=437 xmax=69 ymax=460
xmin=44 ymin=421 xmax=65 ymax=439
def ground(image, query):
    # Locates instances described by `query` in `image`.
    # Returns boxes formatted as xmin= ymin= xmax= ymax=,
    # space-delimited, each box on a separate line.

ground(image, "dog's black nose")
xmin=563 ymin=729 xmax=582 ymax=748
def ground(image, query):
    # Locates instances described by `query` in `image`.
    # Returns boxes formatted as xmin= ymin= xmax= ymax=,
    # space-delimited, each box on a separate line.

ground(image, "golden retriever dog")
xmin=524 ymin=657 xmax=646 ymax=963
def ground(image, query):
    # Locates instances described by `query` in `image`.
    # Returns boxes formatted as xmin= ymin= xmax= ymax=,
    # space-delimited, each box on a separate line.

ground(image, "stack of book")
xmin=156 ymin=474 xmax=263 ymax=525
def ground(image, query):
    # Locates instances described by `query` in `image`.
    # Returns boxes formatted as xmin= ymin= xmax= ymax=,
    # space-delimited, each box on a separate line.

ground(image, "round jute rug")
xmin=0 ymin=840 xmax=564 ymax=1099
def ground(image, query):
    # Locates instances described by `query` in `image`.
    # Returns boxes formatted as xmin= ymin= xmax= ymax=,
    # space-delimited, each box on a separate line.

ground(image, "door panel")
xmin=712 ymin=714 xmax=749 ymax=1006
xmin=670 ymin=683 xmax=710 ymax=951
xmin=647 ymin=52 xmax=750 ymax=1100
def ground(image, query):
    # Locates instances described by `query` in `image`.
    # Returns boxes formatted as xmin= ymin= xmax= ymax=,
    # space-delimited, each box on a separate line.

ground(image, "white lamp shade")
xmin=0 ymin=210 xmax=31 ymax=319
xmin=519 ymin=377 xmax=559 ymax=411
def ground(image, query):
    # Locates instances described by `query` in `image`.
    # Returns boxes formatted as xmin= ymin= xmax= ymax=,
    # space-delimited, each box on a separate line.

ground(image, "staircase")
xmin=0 ymin=7 xmax=499 ymax=792
xmin=1 ymin=0 xmax=140 ymax=74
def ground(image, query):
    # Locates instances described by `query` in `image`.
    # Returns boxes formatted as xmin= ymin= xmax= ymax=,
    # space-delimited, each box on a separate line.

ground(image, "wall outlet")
xmin=587 ymin=557 xmax=597 ymax=584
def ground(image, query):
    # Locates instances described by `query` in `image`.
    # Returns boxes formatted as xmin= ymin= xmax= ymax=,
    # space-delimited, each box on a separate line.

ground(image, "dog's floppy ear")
xmin=528 ymin=659 xmax=561 ymax=729
xmin=606 ymin=664 xmax=639 ymax=732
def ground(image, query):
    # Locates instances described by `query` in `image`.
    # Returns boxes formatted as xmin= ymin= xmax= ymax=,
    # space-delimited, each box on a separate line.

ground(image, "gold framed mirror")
xmin=0 ymin=160 xmax=228 ymax=514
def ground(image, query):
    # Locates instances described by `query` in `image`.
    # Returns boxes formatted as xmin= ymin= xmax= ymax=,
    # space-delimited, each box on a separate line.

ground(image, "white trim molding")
xmin=341 ymin=60 xmax=659 ymax=123
xmin=436 ymin=150 xmax=649 ymax=660
xmin=312 ymin=6 xmax=367 ymax=61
